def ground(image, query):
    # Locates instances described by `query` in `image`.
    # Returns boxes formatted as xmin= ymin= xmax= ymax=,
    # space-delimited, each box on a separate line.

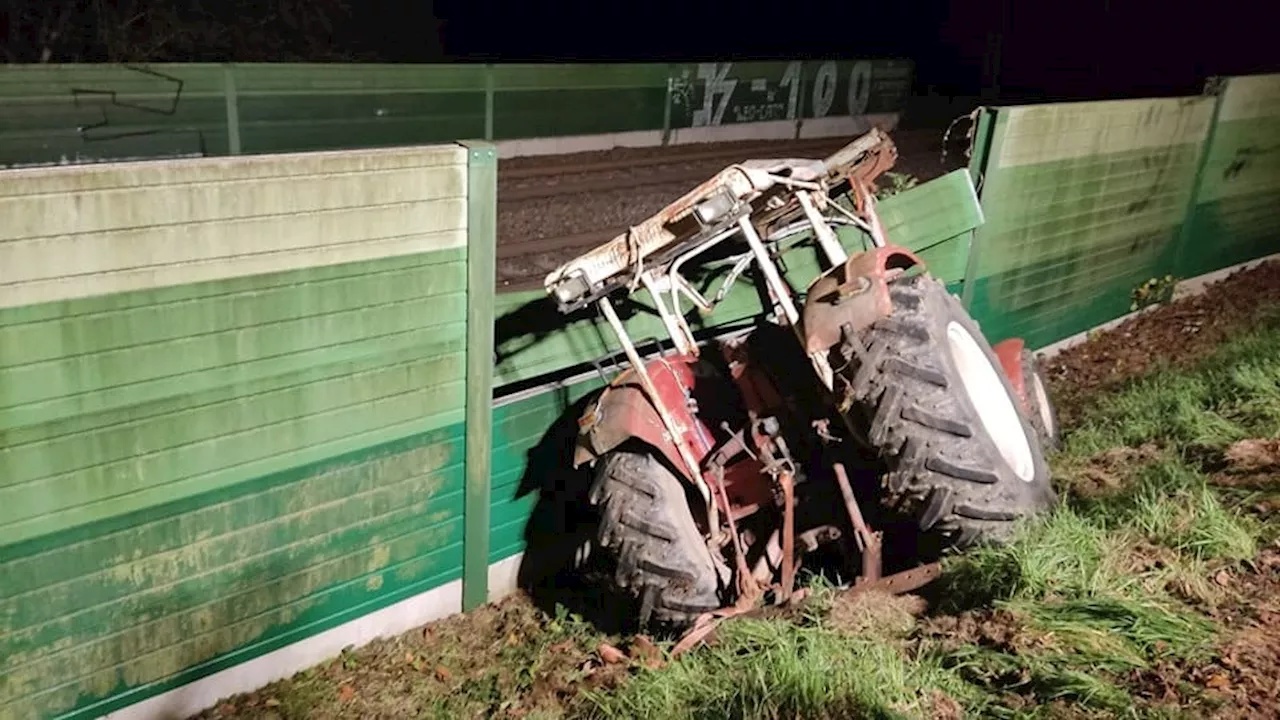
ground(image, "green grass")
xmin=583 ymin=607 xmax=979 ymax=720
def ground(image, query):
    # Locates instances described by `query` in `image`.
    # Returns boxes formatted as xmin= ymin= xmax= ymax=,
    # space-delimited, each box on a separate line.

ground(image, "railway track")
xmin=499 ymin=137 xmax=852 ymax=202
xmin=493 ymin=128 xmax=954 ymax=293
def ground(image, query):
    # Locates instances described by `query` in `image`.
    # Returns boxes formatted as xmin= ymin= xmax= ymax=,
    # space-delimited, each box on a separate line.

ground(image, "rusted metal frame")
xmin=639 ymin=271 xmax=697 ymax=357
xmin=596 ymin=297 xmax=711 ymax=508
xmin=833 ymin=463 xmax=882 ymax=584
xmin=665 ymin=222 xmax=747 ymax=330
xmin=738 ymin=216 xmax=802 ymax=326
xmin=796 ymin=191 xmax=848 ymax=267
xmin=739 ymin=213 xmax=840 ymax=391
xmin=673 ymin=560 xmax=943 ymax=657
xmin=847 ymin=562 xmax=942 ymax=597
xmin=779 ymin=470 xmax=797 ymax=601
xmin=860 ymin=186 xmax=889 ymax=248
xmin=992 ymin=338 xmax=1029 ymax=411
xmin=707 ymin=464 xmax=761 ymax=601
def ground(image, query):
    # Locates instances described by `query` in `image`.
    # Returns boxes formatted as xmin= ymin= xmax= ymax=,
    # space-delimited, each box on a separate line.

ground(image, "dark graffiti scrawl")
xmin=69 ymin=64 xmax=206 ymax=155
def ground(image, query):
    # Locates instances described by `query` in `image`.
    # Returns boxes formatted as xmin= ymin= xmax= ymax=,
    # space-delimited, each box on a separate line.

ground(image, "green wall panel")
xmin=233 ymin=64 xmax=488 ymax=154
xmin=963 ymin=97 xmax=1215 ymax=349
xmin=490 ymin=64 xmax=670 ymax=140
xmin=488 ymin=379 xmax=602 ymax=563
xmin=669 ymin=59 xmax=913 ymax=128
xmin=0 ymin=250 xmax=467 ymax=546
xmin=0 ymin=426 xmax=466 ymax=720
xmin=1179 ymin=74 xmax=1280 ymax=277
xmin=0 ymin=64 xmax=229 ymax=168
xmin=0 ymin=140 xmax=478 ymax=719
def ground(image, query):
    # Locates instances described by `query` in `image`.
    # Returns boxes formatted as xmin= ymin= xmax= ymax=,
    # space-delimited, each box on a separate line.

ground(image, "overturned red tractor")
xmin=543 ymin=129 xmax=1059 ymax=629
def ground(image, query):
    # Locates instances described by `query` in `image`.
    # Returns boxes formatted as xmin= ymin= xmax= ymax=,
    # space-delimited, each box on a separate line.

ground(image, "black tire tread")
xmin=837 ymin=274 xmax=1056 ymax=550
xmin=590 ymin=450 xmax=720 ymax=626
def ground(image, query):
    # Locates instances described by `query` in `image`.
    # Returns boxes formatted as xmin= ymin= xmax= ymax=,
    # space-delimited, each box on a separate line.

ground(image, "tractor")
xmin=542 ymin=128 xmax=1060 ymax=632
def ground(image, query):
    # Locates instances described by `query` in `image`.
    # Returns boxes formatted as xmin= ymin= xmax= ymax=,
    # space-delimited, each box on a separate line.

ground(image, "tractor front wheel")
xmin=838 ymin=274 xmax=1057 ymax=551
xmin=1021 ymin=348 xmax=1061 ymax=451
xmin=589 ymin=449 xmax=722 ymax=627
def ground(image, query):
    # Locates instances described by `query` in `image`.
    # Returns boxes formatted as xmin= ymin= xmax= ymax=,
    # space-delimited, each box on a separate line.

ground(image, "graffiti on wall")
xmin=675 ymin=60 xmax=891 ymax=128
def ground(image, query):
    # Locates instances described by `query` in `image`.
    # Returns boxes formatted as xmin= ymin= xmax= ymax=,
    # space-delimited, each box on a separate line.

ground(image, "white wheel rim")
xmin=945 ymin=321 xmax=1036 ymax=482
xmin=1031 ymin=368 xmax=1055 ymax=440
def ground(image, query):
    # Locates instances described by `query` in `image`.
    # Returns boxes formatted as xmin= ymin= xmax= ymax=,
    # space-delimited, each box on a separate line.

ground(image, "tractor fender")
xmin=992 ymin=337 xmax=1029 ymax=412
xmin=801 ymin=245 xmax=925 ymax=355
xmin=573 ymin=356 xmax=713 ymax=487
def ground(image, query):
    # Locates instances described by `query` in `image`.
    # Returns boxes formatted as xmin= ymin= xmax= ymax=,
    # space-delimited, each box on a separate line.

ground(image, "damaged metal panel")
xmin=962 ymin=96 xmax=1215 ymax=349
xmin=861 ymin=168 xmax=985 ymax=288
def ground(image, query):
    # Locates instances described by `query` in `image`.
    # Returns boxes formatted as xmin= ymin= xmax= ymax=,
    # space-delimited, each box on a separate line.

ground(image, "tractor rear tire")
xmin=589 ymin=449 xmax=722 ymax=626
xmin=838 ymin=274 xmax=1056 ymax=551
xmin=1021 ymin=348 xmax=1061 ymax=452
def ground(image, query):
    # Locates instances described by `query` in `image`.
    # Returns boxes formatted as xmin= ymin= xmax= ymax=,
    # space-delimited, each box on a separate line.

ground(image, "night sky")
xmin=3 ymin=0 xmax=1276 ymax=101
xmin=426 ymin=0 xmax=1277 ymax=99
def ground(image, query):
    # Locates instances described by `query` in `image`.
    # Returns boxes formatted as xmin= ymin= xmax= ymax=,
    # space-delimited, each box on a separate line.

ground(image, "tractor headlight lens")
xmin=693 ymin=190 xmax=735 ymax=225
xmin=553 ymin=274 xmax=591 ymax=306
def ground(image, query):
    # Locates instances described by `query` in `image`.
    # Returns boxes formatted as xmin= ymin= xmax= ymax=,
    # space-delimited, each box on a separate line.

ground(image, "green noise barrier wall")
xmin=0 ymin=61 xmax=913 ymax=169
xmin=0 ymin=142 xmax=497 ymax=720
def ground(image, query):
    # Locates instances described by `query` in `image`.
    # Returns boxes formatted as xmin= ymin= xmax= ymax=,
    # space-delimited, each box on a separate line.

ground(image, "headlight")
xmin=693 ymin=189 xmax=735 ymax=225
xmin=552 ymin=273 xmax=591 ymax=306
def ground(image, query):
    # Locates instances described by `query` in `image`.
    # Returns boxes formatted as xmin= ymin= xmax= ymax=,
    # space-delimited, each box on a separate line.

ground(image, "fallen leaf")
xmin=435 ymin=665 xmax=452 ymax=682
xmin=338 ymin=684 xmax=356 ymax=702
xmin=598 ymin=643 xmax=627 ymax=664
xmin=629 ymin=635 xmax=663 ymax=668
xmin=265 ymin=698 xmax=281 ymax=708
xmin=547 ymin=639 xmax=575 ymax=654
xmin=506 ymin=632 xmax=520 ymax=647
xmin=1205 ymin=673 xmax=1231 ymax=690
xmin=405 ymin=652 xmax=416 ymax=664
xmin=1215 ymin=570 xmax=1232 ymax=587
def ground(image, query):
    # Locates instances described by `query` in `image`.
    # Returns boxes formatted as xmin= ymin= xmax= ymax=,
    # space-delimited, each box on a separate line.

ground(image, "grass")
xmin=214 ymin=301 xmax=1280 ymax=720
xmin=583 ymin=595 xmax=979 ymax=720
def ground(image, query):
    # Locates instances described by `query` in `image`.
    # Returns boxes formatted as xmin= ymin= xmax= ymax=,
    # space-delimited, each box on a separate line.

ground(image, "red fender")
xmin=801 ymin=245 xmax=925 ymax=354
xmin=573 ymin=355 xmax=715 ymax=483
xmin=992 ymin=337 xmax=1029 ymax=413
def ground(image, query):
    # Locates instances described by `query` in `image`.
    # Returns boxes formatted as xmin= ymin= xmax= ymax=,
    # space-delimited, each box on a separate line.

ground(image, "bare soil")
xmin=1131 ymin=545 xmax=1280 ymax=720
xmin=190 ymin=595 xmax=624 ymax=720
xmin=1042 ymin=260 xmax=1280 ymax=425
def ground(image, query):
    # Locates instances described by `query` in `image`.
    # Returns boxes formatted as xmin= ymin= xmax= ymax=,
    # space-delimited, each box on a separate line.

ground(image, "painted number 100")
xmin=783 ymin=61 xmax=873 ymax=119
xmin=693 ymin=60 xmax=874 ymax=127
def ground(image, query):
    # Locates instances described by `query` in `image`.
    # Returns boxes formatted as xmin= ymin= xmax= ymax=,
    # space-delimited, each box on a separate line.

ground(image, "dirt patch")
xmin=916 ymin=607 xmax=1040 ymax=656
xmin=1224 ymin=439 xmax=1280 ymax=474
xmin=1043 ymin=261 xmax=1280 ymax=425
xmin=1131 ymin=546 xmax=1280 ymax=719
xmin=193 ymin=594 xmax=623 ymax=720
xmin=828 ymin=589 xmax=928 ymax=639
xmin=1061 ymin=442 xmax=1163 ymax=499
